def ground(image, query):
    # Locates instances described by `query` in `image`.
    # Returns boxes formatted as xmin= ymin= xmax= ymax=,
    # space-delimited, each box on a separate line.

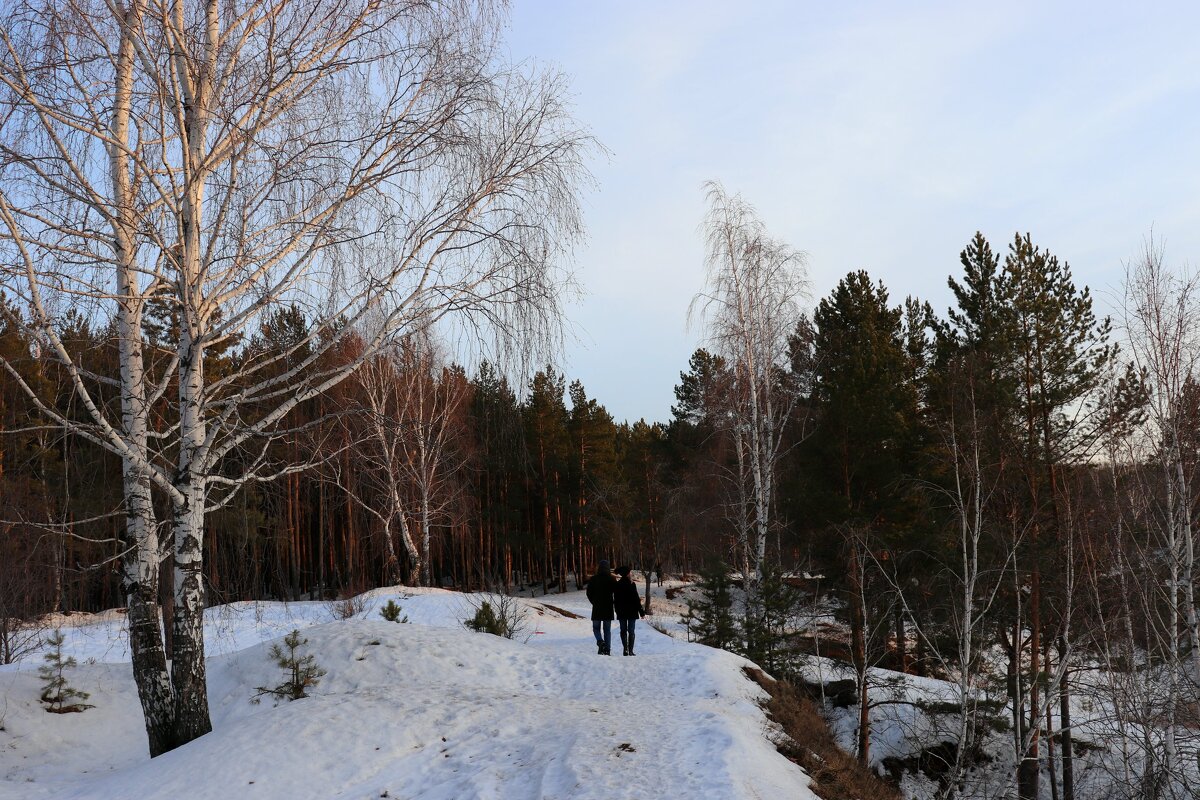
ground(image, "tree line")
xmin=0 ymin=308 xmax=700 ymax=615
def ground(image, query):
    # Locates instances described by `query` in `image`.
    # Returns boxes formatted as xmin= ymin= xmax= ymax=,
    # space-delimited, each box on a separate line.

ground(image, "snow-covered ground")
xmin=0 ymin=583 xmax=816 ymax=800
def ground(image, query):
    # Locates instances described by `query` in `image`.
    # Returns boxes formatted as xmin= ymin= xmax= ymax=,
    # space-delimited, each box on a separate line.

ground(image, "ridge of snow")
xmin=0 ymin=587 xmax=817 ymax=800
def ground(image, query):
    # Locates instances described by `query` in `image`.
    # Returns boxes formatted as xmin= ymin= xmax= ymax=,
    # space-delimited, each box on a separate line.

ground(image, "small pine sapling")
xmin=680 ymin=564 xmax=737 ymax=650
xmin=461 ymin=594 xmax=529 ymax=639
xmin=38 ymin=629 xmax=93 ymax=713
xmin=464 ymin=601 xmax=507 ymax=637
xmin=740 ymin=564 xmax=800 ymax=676
xmin=379 ymin=599 xmax=408 ymax=623
xmin=253 ymin=630 xmax=327 ymax=703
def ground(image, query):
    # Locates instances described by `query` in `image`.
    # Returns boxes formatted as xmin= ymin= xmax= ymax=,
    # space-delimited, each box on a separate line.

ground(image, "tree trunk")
xmin=1045 ymin=639 xmax=1059 ymax=800
xmin=1019 ymin=547 xmax=1041 ymax=800
xmin=420 ymin=495 xmax=432 ymax=588
xmin=111 ymin=0 xmax=176 ymax=756
xmin=170 ymin=480 xmax=212 ymax=746
xmin=850 ymin=543 xmax=870 ymax=765
xmin=1059 ymin=636 xmax=1074 ymax=800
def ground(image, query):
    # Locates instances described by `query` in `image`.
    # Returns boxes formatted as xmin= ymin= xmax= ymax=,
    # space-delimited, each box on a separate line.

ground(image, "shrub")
xmin=328 ymin=593 xmax=367 ymax=621
xmin=38 ymin=629 xmax=92 ymax=714
xmin=462 ymin=594 xmax=529 ymax=640
xmin=465 ymin=601 xmax=505 ymax=636
xmin=379 ymin=599 xmax=408 ymax=623
xmin=253 ymin=630 xmax=326 ymax=703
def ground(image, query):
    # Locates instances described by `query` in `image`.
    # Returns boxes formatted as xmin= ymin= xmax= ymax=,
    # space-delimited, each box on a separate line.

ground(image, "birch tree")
xmin=690 ymin=181 xmax=807 ymax=584
xmin=0 ymin=0 xmax=588 ymax=753
xmin=0 ymin=0 xmax=177 ymax=753
xmin=394 ymin=336 xmax=470 ymax=588
xmin=346 ymin=332 xmax=468 ymax=587
xmin=1123 ymin=239 xmax=1200 ymax=675
xmin=1112 ymin=239 xmax=1200 ymax=795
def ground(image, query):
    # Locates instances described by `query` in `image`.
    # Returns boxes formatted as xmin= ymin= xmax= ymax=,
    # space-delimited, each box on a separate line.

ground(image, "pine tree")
xmin=38 ymin=629 xmax=92 ymax=713
xmin=254 ymin=630 xmax=326 ymax=702
xmin=809 ymin=270 xmax=926 ymax=765
xmin=938 ymin=232 xmax=1116 ymax=800
xmin=464 ymin=601 xmax=506 ymax=637
xmin=379 ymin=600 xmax=408 ymax=623
xmin=567 ymin=380 xmax=620 ymax=581
xmin=525 ymin=368 xmax=571 ymax=593
xmin=740 ymin=563 xmax=800 ymax=677
xmin=681 ymin=565 xmax=737 ymax=649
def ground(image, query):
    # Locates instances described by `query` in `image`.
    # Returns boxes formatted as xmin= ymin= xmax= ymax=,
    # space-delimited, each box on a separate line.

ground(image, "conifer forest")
xmin=0 ymin=1 xmax=1197 ymax=799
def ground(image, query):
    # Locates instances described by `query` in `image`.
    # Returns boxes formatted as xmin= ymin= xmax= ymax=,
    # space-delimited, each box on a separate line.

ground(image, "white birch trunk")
xmin=170 ymin=323 xmax=212 ymax=742
xmin=110 ymin=0 xmax=175 ymax=756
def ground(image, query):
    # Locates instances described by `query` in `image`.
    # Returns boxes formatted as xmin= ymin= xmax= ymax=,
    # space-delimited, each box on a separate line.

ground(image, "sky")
xmin=504 ymin=0 xmax=1200 ymax=424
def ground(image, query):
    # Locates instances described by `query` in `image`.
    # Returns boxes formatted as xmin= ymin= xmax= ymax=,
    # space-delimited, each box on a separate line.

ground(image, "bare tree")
xmin=1123 ymin=238 xmax=1200 ymax=674
xmin=0 ymin=0 xmax=177 ymax=753
xmin=690 ymin=181 xmax=807 ymax=585
xmin=0 ymin=0 xmax=589 ymax=754
xmin=393 ymin=334 xmax=470 ymax=587
xmin=345 ymin=331 xmax=469 ymax=587
xmin=341 ymin=344 xmax=423 ymax=587
xmin=1097 ymin=236 xmax=1200 ymax=797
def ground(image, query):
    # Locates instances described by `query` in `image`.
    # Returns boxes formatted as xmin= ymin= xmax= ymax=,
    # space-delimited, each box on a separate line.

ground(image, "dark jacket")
xmin=586 ymin=570 xmax=616 ymax=621
xmin=614 ymin=576 xmax=644 ymax=620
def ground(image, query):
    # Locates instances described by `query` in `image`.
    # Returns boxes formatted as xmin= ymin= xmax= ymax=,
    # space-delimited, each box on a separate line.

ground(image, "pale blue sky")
xmin=505 ymin=1 xmax=1200 ymax=423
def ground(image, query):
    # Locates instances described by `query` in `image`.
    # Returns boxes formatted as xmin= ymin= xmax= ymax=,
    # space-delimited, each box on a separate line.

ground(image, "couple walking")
xmin=585 ymin=560 xmax=645 ymax=656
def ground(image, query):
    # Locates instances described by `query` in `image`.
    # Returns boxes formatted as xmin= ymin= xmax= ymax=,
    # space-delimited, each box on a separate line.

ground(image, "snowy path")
xmin=0 ymin=587 xmax=816 ymax=800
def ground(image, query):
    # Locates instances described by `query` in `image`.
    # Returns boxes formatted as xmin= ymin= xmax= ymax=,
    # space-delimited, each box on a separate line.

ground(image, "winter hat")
xmin=615 ymin=565 xmax=631 ymax=577
xmin=598 ymin=559 xmax=609 ymax=570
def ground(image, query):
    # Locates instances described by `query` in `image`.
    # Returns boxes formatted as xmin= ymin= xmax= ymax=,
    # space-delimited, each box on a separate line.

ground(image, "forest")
xmin=0 ymin=0 xmax=1197 ymax=798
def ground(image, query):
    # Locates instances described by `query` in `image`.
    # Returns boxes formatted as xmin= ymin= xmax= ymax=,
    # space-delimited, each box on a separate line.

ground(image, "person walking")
xmin=586 ymin=560 xmax=616 ymax=655
xmin=614 ymin=565 xmax=645 ymax=656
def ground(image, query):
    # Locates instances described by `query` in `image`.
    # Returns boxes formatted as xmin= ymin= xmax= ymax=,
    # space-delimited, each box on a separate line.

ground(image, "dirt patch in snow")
xmin=744 ymin=666 xmax=900 ymax=800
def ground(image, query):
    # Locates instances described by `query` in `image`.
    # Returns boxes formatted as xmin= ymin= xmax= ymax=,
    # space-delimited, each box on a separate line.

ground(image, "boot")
xmin=602 ymin=642 xmax=611 ymax=655
xmin=628 ymin=631 xmax=636 ymax=656
xmin=620 ymin=631 xmax=629 ymax=656
xmin=597 ymin=640 xmax=604 ymax=655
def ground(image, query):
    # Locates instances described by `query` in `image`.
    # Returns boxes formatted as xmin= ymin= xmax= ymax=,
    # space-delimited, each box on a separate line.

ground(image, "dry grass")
xmin=664 ymin=584 xmax=690 ymax=600
xmin=537 ymin=603 xmax=582 ymax=619
xmin=744 ymin=666 xmax=901 ymax=800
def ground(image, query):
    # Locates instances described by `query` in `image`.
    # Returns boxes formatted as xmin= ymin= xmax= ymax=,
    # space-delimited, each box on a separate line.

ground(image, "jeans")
xmin=618 ymin=618 xmax=636 ymax=638
xmin=592 ymin=619 xmax=611 ymax=648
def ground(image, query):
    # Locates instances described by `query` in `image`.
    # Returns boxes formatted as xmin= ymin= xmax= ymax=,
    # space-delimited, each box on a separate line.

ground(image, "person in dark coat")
xmin=613 ymin=565 xmax=645 ymax=656
xmin=585 ymin=560 xmax=616 ymax=655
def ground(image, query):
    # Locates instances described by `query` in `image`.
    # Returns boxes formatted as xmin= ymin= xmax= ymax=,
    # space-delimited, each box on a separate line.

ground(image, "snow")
xmin=0 ymin=585 xmax=817 ymax=800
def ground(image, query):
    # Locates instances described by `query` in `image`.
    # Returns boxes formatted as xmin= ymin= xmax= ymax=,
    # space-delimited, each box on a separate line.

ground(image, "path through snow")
xmin=0 ymin=586 xmax=816 ymax=800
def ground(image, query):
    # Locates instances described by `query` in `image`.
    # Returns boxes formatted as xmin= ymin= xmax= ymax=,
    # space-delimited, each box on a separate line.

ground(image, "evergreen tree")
xmin=808 ymin=270 xmax=925 ymax=765
xmin=567 ymin=380 xmax=621 ymax=574
xmin=379 ymin=600 xmax=408 ymax=623
xmin=810 ymin=270 xmax=920 ymax=526
xmin=470 ymin=361 xmax=529 ymax=590
xmin=464 ymin=601 xmax=506 ymax=637
xmin=937 ymin=232 xmax=1116 ymax=800
xmin=525 ymin=368 xmax=571 ymax=592
xmin=740 ymin=563 xmax=800 ymax=677
xmin=617 ymin=419 xmax=669 ymax=609
xmin=254 ymin=630 xmax=326 ymax=702
xmin=38 ymin=629 xmax=92 ymax=713
xmin=681 ymin=564 xmax=737 ymax=649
